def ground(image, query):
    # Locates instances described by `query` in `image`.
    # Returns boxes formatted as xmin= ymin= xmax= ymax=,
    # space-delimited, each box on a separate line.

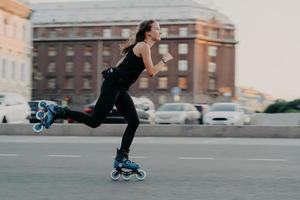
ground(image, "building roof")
xmin=30 ymin=0 xmax=234 ymax=27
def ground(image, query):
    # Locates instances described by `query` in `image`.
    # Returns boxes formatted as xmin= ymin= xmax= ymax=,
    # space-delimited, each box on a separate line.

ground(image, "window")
xmin=83 ymin=62 xmax=92 ymax=72
xmin=21 ymin=63 xmax=25 ymax=81
xmin=208 ymin=78 xmax=216 ymax=90
xmin=159 ymin=44 xmax=168 ymax=55
xmin=49 ymin=30 xmax=56 ymax=38
xmin=48 ymin=78 xmax=56 ymax=89
xmin=13 ymin=23 xmax=17 ymax=38
xmin=68 ymin=30 xmax=76 ymax=38
xmin=33 ymin=31 xmax=38 ymax=39
xmin=4 ymin=18 xmax=8 ymax=36
xmin=84 ymin=45 xmax=93 ymax=56
xmin=139 ymin=77 xmax=148 ymax=88
xmin=85 ymin=30 xmax=93 ymax=37
xmin=32 ymin=81 xmax=37 ymax=90
xmin=178 ymin=43 xmax=188 ymax=54
xmin=11 ymin=61 xmax=16 ymax=80
xmin=158 ymin=77 xmax=168 ymax=89
xmin=208 ymin=62 xmax=217 ymax=73
xmin=48 ymin=46 xmax=56 ymax=56
xmin=83 ymin=78 xmax=91 ymax=89
xmin=178 ymin=60 xmax=188 ymax=71
xmin=66 ymin=46 xmax=75 ymax=56
xmin=48 ymin=62 xmax=56 ymax=73
xmin=208 ymin=30 xmax=218 ymax=38
xmin=103 ymin=45 xmax=111 ymax=56
xmin=33 ymin=47 xmax=38 ymax=57
xmin=65 ymin=62 xmax=74 ymax=72
xmin=208 ymin=46 xmax=217 ymax=57
xmin=160 ymin=28 xmax=168 ymax=37
xmin=1 ymin=59 xmax=6 ymax=79
xmin=103 ymin=29 xmax=112 ymax=37
xmin=121 ymin=28 xmax=130 ymax=38
xmin=65 ymin=78 xmax=74 ymax=89
xmin=22 ymin=25 xmax=26 ymax=40
xmin=179 ymin=27 xmax=188 ymax=36
xmin=178 ymin=77 xmax=187 ymax=89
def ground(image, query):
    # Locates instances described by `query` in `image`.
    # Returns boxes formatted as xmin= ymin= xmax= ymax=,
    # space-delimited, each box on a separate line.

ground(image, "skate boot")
xmin=110 ymin=148 xmax=146 ymax=181
xmin=44 ymin=104 xmax=68 ymax=129
xmin=114 ymin=148 xmax=140 ymax=170
xmin=33 ymin=102 xmax=69 ymax=132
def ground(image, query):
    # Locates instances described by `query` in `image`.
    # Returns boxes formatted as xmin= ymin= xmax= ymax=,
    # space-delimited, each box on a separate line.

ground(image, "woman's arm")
xmin=139 ymin=43 xmax=173 ymax=77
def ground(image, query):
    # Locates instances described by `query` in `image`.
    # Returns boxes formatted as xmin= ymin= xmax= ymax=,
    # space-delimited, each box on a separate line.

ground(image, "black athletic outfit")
xmin=65 ymin=47 xmax=145 ymax=150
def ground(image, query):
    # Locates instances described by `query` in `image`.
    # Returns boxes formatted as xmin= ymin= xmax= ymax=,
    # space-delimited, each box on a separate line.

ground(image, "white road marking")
xmin=0 ymin=154 xmax=19 ymax=157
xmin=247 ymin=158 xmax=286 ymax=162
xmin=178 ymin=157 xmax=215 ymax=160
xmin=48 ymin=155 xmax=82 ymax=158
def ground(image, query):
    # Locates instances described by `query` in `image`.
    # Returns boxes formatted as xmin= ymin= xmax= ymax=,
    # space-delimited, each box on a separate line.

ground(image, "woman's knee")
xmin=89 ymin=120 xmax=102 ymax=128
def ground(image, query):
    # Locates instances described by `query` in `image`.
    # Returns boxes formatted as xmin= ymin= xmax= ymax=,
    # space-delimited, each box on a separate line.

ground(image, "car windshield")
xmin=210 ymin=104 xmax=236 ymax=112
xmin=0 ymin=95 xmax=4 ymax=105
xmin=28 ymin=102 xmax=39 ymax=110
xmin=158 ymin=104 xmax=184 ymax=111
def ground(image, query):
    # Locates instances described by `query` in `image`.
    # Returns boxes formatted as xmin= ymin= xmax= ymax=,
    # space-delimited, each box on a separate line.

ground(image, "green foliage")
xmin=264 ymin=99 xmax=300 ymax=113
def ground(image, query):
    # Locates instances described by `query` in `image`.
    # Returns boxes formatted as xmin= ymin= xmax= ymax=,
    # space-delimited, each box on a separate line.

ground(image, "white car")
xmin=0 ymin=92 xmax=30 ymax=123
xmin=155 ymin=103 xmax=200 ymax=124
xmin=203 ymin=103 xmax=245 ymax=125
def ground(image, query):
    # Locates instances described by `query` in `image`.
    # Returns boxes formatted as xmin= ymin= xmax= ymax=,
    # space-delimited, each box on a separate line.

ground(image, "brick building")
xmin=31 ymin=0 xmax=237 ymax=109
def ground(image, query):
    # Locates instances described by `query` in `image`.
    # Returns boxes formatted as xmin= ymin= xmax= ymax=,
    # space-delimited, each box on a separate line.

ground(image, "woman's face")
xmin=146 ymin=22 xmax=161 ymax=42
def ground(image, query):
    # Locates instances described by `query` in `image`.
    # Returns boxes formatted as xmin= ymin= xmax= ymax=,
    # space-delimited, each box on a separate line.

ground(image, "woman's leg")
xmin=114 ymin=91 xmax=140 ymax=150
xmin=66 ymin=80 xmax=120 ymax=128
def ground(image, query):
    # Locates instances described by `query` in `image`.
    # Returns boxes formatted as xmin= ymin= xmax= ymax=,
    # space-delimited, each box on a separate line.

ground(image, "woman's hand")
xmin=162 ymin=53 xmax=174 ymax=63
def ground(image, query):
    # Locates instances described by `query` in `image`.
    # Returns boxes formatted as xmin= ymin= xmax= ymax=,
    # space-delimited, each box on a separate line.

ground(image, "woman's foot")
xmin=114 ymin=148 xmax=140 ymax=170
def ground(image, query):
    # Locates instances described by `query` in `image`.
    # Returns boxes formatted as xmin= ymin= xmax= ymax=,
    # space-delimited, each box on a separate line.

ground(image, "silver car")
xmin=155 ymin=103 xmax=200 ymax=124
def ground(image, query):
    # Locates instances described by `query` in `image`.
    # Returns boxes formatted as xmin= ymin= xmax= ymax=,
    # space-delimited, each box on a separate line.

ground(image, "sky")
xmin=28 ymin=0 xmax=300 ymax=100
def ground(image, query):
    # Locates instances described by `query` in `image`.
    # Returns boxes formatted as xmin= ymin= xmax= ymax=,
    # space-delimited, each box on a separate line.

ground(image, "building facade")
xmin=235 ymin=87 xmax=275 ymax=112
xmin=0 ymin=0 xmax=32 ymax=100
xmin=31 ymin=0 xmax=237 ymax=108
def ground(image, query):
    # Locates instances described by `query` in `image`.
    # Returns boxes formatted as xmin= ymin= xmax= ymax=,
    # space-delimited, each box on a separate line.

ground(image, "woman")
xmin=44 ymin=20 xmax=173 ymax=170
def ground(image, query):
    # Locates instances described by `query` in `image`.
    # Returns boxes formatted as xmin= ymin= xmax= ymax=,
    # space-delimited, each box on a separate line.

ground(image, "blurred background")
xmin=1 ymin=0 xmax=299 ymax=125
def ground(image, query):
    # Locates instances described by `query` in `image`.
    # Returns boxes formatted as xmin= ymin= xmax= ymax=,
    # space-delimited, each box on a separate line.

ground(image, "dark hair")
xmin=120 ymin=19 xmax=156 ymax=55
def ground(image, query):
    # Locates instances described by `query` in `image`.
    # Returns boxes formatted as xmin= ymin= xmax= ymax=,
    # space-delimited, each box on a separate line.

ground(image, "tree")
xmin=264 ymin=99 xmax=300 ymax=113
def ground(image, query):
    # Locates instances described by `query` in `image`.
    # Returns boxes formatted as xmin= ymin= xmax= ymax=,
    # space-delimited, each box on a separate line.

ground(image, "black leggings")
xmin=65 ymin=79 xmax=139 ymax=150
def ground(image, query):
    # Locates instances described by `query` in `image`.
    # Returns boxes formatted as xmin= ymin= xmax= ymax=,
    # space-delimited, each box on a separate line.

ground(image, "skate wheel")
xmin=36 ymin=111 xmax=45 ymax=120
xmin=33 ymin=123 xmax=44 ymax=133
xmin=38 ymin=101 xmax=48 ymax=110
xmin=121 ymin=173 xmax=132 ymax=181
xmin=136 ymin=170 xmax=146 ymax=181
xmin=110 ymin=170 xmax=120 ymax=181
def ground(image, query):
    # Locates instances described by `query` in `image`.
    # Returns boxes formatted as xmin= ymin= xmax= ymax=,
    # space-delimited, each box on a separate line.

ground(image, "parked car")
xmin=82 ymin=96 xmax=151 ymax=124
xmin=155 ymin=103 xmax=200 ymax=124
xmin=28 ymin=100 xmax=63 ymax=123
xmin=203 ymin=102 xmax=245 ymax=125
xmin=241 ymin=106 xmax=254 ymax=125
xmin=138 ymin=96 xmax=156 ymax=124
xmin=194 ymin=104 xmax=210 ymax=124
xmin=0 ymin=92 xmax=30 ymax=123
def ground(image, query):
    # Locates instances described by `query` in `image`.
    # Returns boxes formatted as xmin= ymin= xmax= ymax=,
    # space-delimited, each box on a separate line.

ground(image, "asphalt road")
xmin=0 ymin=136 xmax=300 ymax=200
